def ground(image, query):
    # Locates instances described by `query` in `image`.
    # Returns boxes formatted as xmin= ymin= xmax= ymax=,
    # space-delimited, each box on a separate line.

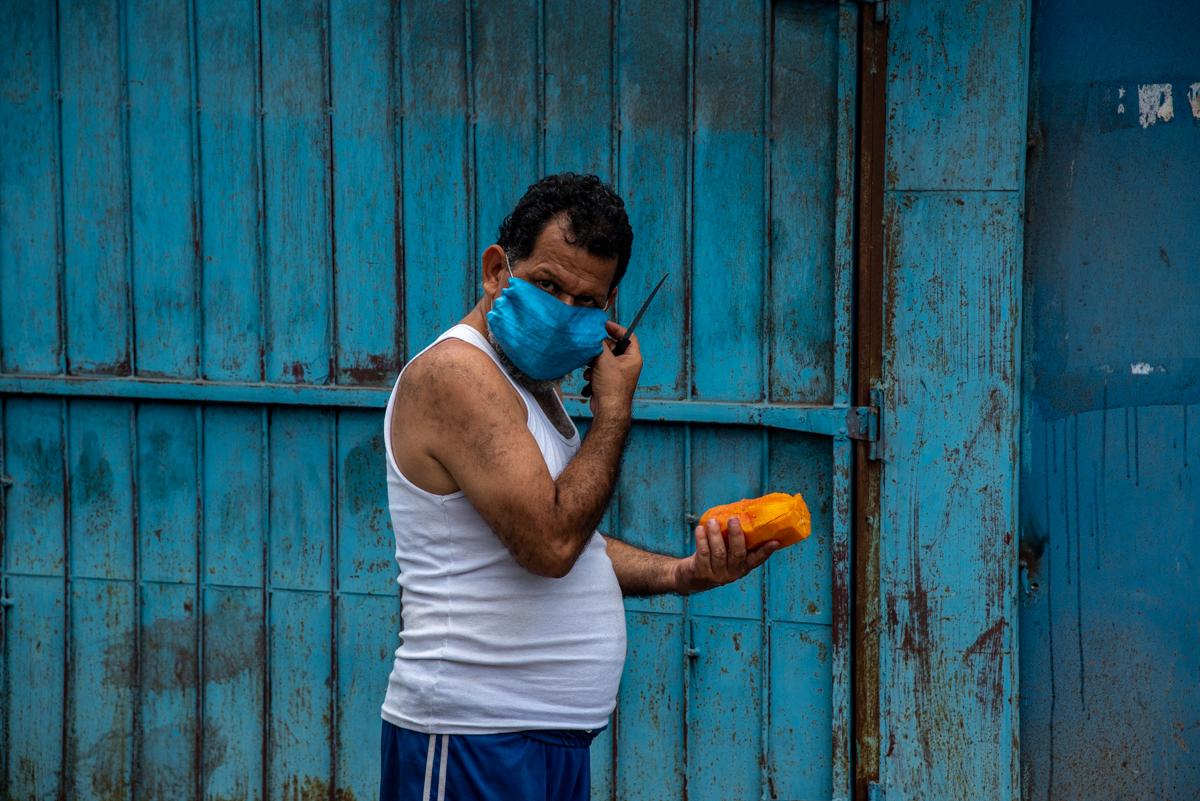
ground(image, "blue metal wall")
xmin=0 ymin=2 xmax=862 ymax=799
xmin=1019 ymin=1 xmax=1200 ymax=797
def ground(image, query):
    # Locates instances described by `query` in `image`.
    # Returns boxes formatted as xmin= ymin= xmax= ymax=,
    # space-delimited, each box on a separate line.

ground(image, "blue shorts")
xmin=379 ymin=718 xmax=603 ymax=801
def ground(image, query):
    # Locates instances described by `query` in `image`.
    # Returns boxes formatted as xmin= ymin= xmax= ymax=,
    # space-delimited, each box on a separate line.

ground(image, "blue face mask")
xmin=486 ymin=256 xmax=610 ymax=380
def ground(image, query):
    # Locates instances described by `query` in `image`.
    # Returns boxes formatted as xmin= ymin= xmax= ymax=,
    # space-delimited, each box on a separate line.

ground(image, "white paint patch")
xmin=1119 ymin=87 xmax=1126 ymax=98
xmin=1190 ymin=83 xmax=1200 ymax=120
xmin=1118 ymin=102 xmax=1125 ymax=114
xmin=1130 ymin=362 xmax=1165 ymax=375
xmin=1138 ymin=83 xmax=1174 ymax=127
xmin=1117 ymin=86 xmax=1126 ymax=114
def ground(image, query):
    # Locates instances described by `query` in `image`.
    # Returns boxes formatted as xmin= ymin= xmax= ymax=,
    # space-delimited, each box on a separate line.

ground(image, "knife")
xmin=582 ymin=272 xmax=669 ymax=398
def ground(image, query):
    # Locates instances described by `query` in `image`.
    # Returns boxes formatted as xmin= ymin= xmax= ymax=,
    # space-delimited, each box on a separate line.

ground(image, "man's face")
xmin=485 ymin=215 xmax=618 ymax=310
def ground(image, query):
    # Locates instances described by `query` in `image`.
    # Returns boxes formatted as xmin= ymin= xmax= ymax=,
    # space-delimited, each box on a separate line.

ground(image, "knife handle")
xmin=582 ymin=337 xmax=631 ymax=398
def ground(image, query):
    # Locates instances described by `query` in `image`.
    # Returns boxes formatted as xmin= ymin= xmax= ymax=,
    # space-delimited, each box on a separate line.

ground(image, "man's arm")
xmin=604 ymin=518 xmax=779 ymax=596
xmin=400 ymin=322 xmax=641 ymax=579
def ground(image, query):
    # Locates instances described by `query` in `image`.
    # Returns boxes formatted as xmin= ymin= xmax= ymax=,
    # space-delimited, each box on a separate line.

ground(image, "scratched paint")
xmin=0 ymin=1 xmax=860 ymax=799
xmin=877 ymin=1 xmax=1027 ymax=800
xmin=1137 ymin=82 xmax=1174 ymax=127
xmin=1021 ymin=1 xmax=1200 ymax=799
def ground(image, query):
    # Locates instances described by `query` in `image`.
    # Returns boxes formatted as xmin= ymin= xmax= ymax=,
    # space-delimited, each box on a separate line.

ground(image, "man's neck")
xmin=474 ymin=323 xmax=572 ymax=439
xmin=481 ymin=325 xmax=561 ymax=398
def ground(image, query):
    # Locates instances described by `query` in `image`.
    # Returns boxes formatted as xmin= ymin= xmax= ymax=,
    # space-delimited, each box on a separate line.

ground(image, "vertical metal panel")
xmin=71 ymin=577 xmax=137 ymax=801
xmin=4 ymin=575 xmax=66 ymax=798
xmin=768 ymin=431 xmax=835 ymax=799
xmin=0 ymin=0 xmax=63 ymax=374
xmin=1020 ymin=3 xmax=1200 ymax=797
xmin=617 ymin=0 xmax=689 ymax=401
xmin=5 ymin=399 xmax=66 ymax=576
xmin=268 ymin=590 xmax=332 ymax=796
xmin=69 ymin=400 xmax=135 ymax=581
xmin=202 ymin=587 xmax=265 ymax=801
xmin=330 ymin=0 xmax=402 ymax=386
xmin=139 ymin=582 xmax=200 ymax=800
xmin=195 ymin=0 xmax=263 ymax=383
xmin=877 ymin=2 xmax=1028 ymax=800
xmin=879 ymin=192 xmax=1023 ymax=800
xmin=543 ymin=0 xmax=614 ymax=181
xmin=400 ymin=0 xmax=471 ymax=355
xmin=261 ymin=0 xmax=332 ymax=385
xmin=769 ymin=1 xmax=838 ymax=405
xmin=127 ymin=0 xmax=199 ymax=378
xmin=60 ymin=0 xmax=131 ymax=375
xmin=691 ymin=0 xmax=765 ymax=402
xmin=885 ymin=1 xmax=1027 ymax=192
xmin=336 ymin=411 xmax=395 ymax=596
xmin=471 ymin=0 xmax=541 ymax=291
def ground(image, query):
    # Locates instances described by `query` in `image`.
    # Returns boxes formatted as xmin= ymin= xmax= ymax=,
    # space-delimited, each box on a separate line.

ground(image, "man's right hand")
xmin=583 ymin=320 xmax=642 ymax=422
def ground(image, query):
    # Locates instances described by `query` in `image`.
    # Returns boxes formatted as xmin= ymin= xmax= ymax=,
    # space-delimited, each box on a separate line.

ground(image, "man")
xmin=379 ymin=173 xmax=777 ymax=801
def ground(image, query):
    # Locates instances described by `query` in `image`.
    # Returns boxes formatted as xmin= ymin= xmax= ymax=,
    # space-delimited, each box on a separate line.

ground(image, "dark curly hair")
xmin=497 ymin=173 xmax=634 ymax=289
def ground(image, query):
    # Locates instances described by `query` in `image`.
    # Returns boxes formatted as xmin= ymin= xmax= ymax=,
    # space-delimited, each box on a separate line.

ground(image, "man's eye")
xmin=535 ymin=279 xmax=555 ymax=291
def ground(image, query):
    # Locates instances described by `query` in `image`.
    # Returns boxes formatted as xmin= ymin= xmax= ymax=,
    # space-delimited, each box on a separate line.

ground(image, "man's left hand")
xmin=671 ymin=517 xmax=779 ymax=595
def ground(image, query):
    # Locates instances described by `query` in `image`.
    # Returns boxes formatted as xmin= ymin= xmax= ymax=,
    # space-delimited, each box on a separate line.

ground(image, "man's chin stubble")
xmin=482 ymin=326 xmax=563 ymax=396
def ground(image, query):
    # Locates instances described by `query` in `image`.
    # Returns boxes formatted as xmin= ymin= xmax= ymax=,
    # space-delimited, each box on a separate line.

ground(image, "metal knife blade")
xmin=612 ymin=272 xmax=669 ymax=356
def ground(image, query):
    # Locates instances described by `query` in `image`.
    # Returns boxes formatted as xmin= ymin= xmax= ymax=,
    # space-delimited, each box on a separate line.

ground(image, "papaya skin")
xmin=699 ymin=492 xmax=811 ymax=551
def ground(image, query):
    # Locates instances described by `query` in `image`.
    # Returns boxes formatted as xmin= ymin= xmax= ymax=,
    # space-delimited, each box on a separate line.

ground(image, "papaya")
xmin=699 ymin=492 xmax=811 ymax=550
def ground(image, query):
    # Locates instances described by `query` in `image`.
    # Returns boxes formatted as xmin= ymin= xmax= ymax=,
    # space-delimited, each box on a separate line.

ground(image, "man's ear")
xmin=481 ymin=244 xmax=509 ymax=299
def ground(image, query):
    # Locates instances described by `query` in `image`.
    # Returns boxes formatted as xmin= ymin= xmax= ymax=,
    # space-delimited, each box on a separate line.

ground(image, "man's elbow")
xmin=521 ymin=533 xmax=581 ymax=579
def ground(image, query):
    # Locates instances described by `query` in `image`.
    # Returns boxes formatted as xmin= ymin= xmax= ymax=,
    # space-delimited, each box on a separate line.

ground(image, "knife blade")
xmin=612 ymin=272 xmax=669 ymax=356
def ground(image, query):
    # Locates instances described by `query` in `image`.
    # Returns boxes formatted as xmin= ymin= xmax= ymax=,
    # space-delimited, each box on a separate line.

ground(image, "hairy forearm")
xmin=603 ymin=535 xmax=681 ymax=597
xmin=539 ymin=412 xmax=631 ymax=573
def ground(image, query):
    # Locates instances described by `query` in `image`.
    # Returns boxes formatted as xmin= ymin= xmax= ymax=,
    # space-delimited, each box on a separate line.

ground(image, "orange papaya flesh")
xmin=699 ymin=492 xmax=811 ymax=550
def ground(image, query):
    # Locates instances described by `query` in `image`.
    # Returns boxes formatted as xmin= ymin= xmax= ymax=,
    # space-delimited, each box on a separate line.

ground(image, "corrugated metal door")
xmin=0 ymin=2 xmax=861 ymax=799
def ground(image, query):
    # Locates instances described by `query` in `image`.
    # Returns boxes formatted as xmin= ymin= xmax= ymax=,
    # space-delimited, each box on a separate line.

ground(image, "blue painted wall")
xmin=0 ymin=2 xmax=862 ymax=800
xmin=1019 ymin=1 xmax=1200 ymax=798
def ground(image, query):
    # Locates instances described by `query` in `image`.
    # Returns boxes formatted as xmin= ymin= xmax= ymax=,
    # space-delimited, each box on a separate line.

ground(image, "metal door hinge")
xmin=846 ymin=405 xmax=879 ymax=444
xmin=847 ymin=387 xmax=884 ymax=461
xmin=868 ymin=386 xmax=884 ymax=461
xmin=0 ymin=474 xmax=12 ymax=488
xmin=0 ymin=594 xmax=14 ymax=608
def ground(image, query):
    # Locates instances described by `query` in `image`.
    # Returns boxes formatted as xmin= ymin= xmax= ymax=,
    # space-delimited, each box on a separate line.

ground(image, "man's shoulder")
xmin=399 ymin=335 xmax=522 ymax=419
xmin=406 ymin=336 xmax=493 ymax=383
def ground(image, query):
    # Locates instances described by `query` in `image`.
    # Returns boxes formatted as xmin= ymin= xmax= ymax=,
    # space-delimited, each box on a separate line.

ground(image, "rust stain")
xmin=280 ymin=775 xmax=356 ymax=801
xmin=963 ymin=617 xmax=1007 ymax=661
xmin=342 ymin=352 xmax=400 ymax=386
xmin=102 ymin=602 xmax=263 ymax=691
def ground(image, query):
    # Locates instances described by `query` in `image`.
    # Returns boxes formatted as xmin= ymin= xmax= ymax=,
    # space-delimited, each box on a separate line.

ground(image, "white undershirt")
xmin=379 ymin=324 xmax=627 ymax=733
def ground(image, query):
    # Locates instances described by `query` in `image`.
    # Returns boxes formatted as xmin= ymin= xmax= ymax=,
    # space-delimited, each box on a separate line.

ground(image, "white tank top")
xmin=379 ymin=323 xmax=627 ymax=734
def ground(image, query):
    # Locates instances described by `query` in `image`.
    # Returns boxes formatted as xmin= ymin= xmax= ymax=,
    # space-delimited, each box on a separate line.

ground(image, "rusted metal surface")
xmin=874 ymin=1 xmax=1028 ymax=800
xmin=852 ymin=4 xmax=888 ymax=800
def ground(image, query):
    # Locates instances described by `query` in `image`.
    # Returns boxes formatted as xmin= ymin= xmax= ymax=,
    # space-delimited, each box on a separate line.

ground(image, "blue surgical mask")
xmin=486 ymin=256 xmax=610 ymax=380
